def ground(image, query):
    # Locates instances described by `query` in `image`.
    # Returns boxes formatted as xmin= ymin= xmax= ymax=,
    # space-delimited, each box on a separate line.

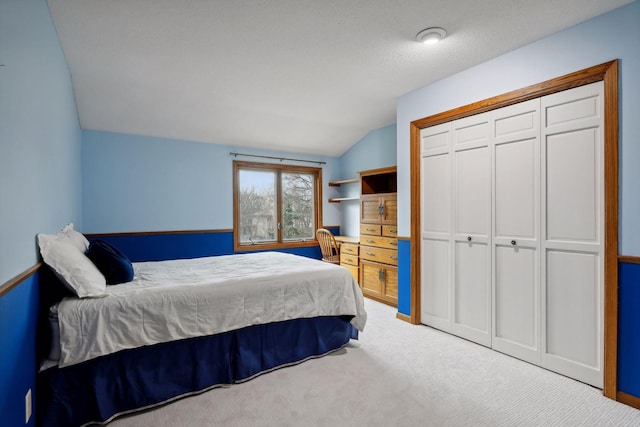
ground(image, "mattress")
xmin=53 ymin=251 xmax=367 ymax=367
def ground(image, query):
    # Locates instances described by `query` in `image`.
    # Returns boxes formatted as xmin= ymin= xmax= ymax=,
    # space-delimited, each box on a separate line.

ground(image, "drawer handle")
xmin=345 ymin=258 xmax=353 ymax=263
xmin=366 ymin=239 xmax=375 ymax=243
xmin=389 ymin=229 xmax=397 ymax=233
xmin=366 ymin=252 xmax=376 ymax=256
xmin=511 ymin=240 xmax=517 ymax=246
xmin=467 ymin=236 xmax=472 ymax=242
xmin=366 ymin=228 xmax=376 ymax=232
xmin=390 ymin=241 xmax=398 ymax=246
xmin=389 ymin=256 xmax=398 ymax=261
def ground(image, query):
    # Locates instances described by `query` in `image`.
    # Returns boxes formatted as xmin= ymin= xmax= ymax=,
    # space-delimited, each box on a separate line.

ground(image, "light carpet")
xmin=110 ymin=299 xmax=640 ymax=426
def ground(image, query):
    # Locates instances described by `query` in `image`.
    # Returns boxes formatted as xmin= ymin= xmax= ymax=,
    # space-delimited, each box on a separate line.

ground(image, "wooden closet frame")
xmin=409 ymin=60 xmax=619 ymax=399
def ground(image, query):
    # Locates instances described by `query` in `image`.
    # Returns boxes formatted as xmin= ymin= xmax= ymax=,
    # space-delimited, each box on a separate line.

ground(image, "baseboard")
xmin=396 ymin=312 xmax=413 ymax=323
xmin=617 ymin=391 xmax=640 ymax=409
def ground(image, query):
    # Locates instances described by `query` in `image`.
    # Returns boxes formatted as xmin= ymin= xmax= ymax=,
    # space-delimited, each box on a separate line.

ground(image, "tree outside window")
xmin=233 ymin=161 xmax=322 ymax=251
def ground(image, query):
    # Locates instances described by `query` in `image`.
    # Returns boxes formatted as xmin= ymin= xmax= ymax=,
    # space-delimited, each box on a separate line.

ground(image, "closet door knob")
xmin=511 ymin=240 xmax=517 ymax=246
xmin=467 ymin=236 xmax=472 ymax=242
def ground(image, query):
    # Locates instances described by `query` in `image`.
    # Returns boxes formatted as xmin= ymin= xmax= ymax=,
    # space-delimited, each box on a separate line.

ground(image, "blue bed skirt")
xmin=37 ymin=315 xmax=357 ymax=427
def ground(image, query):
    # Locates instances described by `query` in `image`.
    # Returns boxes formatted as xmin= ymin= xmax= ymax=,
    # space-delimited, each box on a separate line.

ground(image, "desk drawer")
xmin=360 ymin=236 xmax=397 ymax=250
xmin=360 ymin=246 xmax=398 ymax=266
xmin=340 ymin=253 xmax=359 ymax=267
xmin=340 ymin=243 xmax=359 ymax=255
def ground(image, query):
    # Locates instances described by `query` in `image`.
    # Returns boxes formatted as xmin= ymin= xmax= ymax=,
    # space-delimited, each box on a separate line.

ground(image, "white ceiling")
xmin=47 ymin=0 xmax=632 ymax=157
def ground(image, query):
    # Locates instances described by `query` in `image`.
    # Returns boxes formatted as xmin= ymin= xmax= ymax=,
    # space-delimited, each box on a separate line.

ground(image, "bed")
xmin=36 ymin=250 xmax=366 ymax=427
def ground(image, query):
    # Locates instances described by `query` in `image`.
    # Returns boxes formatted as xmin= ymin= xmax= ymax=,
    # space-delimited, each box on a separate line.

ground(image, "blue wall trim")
xmin=397 ymin=239 xmax=411 ymax=316
xmin=0 ymin=273 xmax=39 ymax=427
xmin=618 ymin=261 xmax=640 ymax=397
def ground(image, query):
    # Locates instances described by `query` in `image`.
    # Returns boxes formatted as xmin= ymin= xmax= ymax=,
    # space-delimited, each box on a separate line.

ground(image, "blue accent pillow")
xmin=85 ymin=240 xmax=134 ymax=285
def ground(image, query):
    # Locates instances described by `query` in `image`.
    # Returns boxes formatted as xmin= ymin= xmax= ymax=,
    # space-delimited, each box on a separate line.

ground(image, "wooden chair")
xmin=316 ymin=228 xmax=340 ymax=264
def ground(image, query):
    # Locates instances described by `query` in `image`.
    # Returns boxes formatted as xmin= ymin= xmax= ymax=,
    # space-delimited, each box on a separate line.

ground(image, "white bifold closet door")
xmin=419 ymin=81 xmax=604 ymax=388
xmin=420 ymin=122 xmax=453 ymax=333
xmin=540 ymin=82 xmax=604 ymax=388
xmin=491 ymin=99 xmax=541 ymax=365
xmin=452 ymin=113 xmax=491 ymax=347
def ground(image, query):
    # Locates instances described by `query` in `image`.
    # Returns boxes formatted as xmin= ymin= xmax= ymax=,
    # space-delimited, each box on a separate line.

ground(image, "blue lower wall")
xmin=87 ymin=227 xmax=340 ymax=263
xmin=618 ymin=261 xmax=640 ymax=397
xmin=397 ymin=239 xmax=411 ymax=316
xmin=0 ymin=273 xmax=39 ymax=427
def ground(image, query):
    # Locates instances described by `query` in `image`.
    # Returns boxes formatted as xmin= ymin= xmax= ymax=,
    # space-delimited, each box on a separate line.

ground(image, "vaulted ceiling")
xmin=47 ymin=0 xmax=632 ymax=156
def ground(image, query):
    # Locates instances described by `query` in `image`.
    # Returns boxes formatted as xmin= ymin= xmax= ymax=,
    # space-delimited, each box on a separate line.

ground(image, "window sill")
xmin=234 ymin=240 xmax=319 ymax=252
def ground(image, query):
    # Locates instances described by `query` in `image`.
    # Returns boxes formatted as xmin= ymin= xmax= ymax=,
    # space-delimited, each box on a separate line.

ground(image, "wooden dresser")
xmin=358 ymin=166 xmax=398 ymax=306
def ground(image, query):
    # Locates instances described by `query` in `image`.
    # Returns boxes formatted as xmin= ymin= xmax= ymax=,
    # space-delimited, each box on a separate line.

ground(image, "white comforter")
xmin=56 ymin=252 xmax=367 ymax=367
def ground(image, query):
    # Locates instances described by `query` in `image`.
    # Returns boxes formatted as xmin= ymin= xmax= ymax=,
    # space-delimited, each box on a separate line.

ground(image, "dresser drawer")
xmin=382 ymin=225 xmax=398 ymax=237
xmin=360 ymin=224 xmax=381 ymax=236
xmin=340 ymin=243 xmax=359 ymax=255
xmin=360 ymin=246 xmax=398 ymax=266
xmin=340 ymin=252 xmax=359 ymax=267
xmin=360 ymin=236 xmax=397 ymax=250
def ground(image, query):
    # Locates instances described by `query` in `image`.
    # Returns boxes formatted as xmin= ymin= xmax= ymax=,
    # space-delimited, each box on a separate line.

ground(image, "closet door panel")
xmin=453 ymin=241 xmax=490 ymax=346
xmin=545 ymin=250 xmax=600 ymax=368
xmin=493 ymin=246 xmax=538 ymax=362
xmin=420 ymin=239 xmax=451 ymax=331
xmin=494 ymin=139 xmax=536 ymax=239
xmin=455 ymin=147 xmax=490 ymax=236
xmin=421 ymin=122 xmax=451 ymax=152
xmin=545 ymin=91 xmax=601 ymax=130
xmin=422 ymin=155 xmax=451 ymax=234
xmin=453 ymin=112 xmax=490 ymax=151
xmin=546 ymin=128 xmax=599 ymax=242
xmin=494 ymin=108 xmax=537 ymax=139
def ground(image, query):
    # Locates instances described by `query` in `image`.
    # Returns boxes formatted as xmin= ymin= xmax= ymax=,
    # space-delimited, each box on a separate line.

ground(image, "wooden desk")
xmin=334 ymin=236 xmax=360 ymax=283
xmin=334 ymin=235 xmax=359 ymax=245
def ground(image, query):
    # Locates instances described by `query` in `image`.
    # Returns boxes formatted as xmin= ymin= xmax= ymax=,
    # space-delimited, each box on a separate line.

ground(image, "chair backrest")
xmin=316 ymin=228 xmax=340 ymax=264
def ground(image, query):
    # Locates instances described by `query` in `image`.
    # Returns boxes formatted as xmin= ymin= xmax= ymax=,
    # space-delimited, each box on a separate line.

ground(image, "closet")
xmin=420 ymin=82 xmax=604 ymax=388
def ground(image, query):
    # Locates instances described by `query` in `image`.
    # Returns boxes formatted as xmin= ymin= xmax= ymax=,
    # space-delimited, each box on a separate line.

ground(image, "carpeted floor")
xmin=111 ymin=298 xmax=640 ymax=426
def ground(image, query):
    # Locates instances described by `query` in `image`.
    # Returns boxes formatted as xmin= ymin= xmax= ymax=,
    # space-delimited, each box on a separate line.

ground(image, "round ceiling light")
xmin=416 ymin=27 xmax=447 ymax=45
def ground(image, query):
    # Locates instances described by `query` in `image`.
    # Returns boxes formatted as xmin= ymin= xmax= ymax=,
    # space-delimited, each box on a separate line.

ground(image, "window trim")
xmin=233 ymin=160 xmax=323 ymax=252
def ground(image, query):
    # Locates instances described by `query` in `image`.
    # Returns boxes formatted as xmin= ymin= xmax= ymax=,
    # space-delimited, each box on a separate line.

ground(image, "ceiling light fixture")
xmin=416 ymin=27 xmax=447 ymax=45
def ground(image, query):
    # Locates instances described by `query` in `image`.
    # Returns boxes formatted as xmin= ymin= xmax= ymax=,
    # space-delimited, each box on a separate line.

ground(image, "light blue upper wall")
xmin=0 ymin=1 xmax=80 ymax=425
xmin=0 ymin=0 xmax=82 ymax=284
xmin=335 ymin=124 xmax=397 ymax=236
xmin=82 ymin=130 xmax=342 ymax=232
xmin=397 ymin=1 xmax=640 ymax=255
xmin=339 ymin=124 xmax=397 ymax=176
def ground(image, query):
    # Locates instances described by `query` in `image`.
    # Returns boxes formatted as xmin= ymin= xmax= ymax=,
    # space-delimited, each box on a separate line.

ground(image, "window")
xmin=233 ymin=160 xmax=322 ymax=251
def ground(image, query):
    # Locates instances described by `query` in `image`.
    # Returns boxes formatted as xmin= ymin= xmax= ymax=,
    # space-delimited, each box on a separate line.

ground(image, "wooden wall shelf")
xmin=328 ymin=178 xmax=359 ymax=187
xmin=328 ymin=197 xmax=359 ymax=203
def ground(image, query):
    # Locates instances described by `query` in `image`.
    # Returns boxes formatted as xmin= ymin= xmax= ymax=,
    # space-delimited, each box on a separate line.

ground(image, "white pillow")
xmin=38 ymin=233 xmax=106 ymax=298
xmin=61 ymin=223 xmax=90 ymax=252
